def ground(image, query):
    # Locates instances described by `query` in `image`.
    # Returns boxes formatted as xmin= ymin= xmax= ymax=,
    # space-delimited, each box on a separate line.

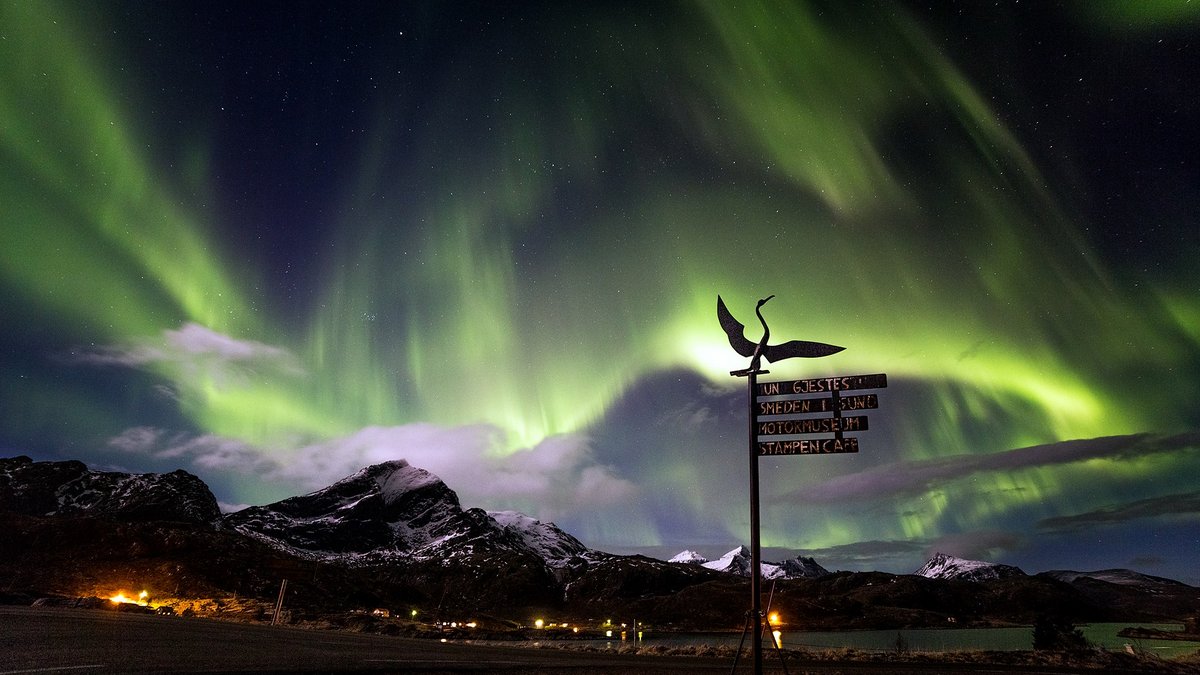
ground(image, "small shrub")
xmin=1032 ymin=614 xmax=1089 ymax=652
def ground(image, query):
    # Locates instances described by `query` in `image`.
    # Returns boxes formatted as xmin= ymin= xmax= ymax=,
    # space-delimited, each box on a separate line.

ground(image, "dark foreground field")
xmin=1 ymin=606 xmax=1197 ymax=675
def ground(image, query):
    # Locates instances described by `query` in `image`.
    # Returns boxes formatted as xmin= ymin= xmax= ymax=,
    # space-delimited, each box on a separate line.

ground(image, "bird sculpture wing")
xmin=716 ymin=295 xmax=758 ymax=358
xmin=763 ymin=339 xmax=845 ymax=362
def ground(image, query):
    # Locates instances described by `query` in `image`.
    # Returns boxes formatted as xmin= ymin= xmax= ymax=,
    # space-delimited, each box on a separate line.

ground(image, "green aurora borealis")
xmin=2 ymin=1 xmax=1198 ymax=580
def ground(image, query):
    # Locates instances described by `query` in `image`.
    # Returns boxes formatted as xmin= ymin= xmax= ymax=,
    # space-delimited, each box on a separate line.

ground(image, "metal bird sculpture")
xmin=717 ymin=294 xmax=844 ymax=375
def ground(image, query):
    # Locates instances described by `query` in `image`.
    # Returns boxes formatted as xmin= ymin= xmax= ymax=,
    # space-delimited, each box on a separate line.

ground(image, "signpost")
xmin=717 ymin=295 xmax=887 ymax=675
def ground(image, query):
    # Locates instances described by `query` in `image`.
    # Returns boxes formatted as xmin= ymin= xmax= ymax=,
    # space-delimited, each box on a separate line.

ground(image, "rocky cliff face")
xmin=0 ymin=456 xmax=220 ymax=525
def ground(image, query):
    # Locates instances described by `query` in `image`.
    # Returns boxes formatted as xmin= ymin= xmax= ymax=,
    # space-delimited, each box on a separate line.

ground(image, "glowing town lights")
xmin=769 ymin=612 xmax=781 ymax=625
xmin=534 ymin=619 xmax=544 ymax=629
xmin=108 ymin=589 xmax=150 ymax=606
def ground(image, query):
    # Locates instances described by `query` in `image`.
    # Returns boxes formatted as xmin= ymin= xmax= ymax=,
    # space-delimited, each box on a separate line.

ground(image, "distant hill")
xmin=669 ymin=546 xmax=830 ymax=580
xmin=1042 ymin=568 xmax=1192 ymax=589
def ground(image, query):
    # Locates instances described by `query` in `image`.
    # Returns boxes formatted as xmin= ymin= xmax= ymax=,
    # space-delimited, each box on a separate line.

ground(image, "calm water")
xmin=533 ymin=624 xmax=1200 ymax=658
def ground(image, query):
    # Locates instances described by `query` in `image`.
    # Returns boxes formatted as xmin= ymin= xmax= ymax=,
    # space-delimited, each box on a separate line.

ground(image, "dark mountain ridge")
xmin=2 ymin=455 xmax=1196 ymax=629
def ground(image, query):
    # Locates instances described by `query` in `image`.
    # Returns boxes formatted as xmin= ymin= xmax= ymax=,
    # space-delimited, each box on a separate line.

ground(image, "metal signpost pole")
xmin=746 ymin=368 xmax=763 ymax=675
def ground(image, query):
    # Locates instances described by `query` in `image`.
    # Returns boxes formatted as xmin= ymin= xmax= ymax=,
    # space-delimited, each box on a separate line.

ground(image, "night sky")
xmin=2 ymin=1 xmax=1198 ymax=583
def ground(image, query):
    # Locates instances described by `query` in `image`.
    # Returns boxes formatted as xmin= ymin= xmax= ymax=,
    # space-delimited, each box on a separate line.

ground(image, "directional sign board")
xmin=756 ymin=415 xmax=868 ymax=435
xmin=755 ymin=373 xmax=887 ymax=397
xmin=760 ymin=437 xmax=859 ymax=455
xmin=757 ymin=393 xmax=877 ymax=416
xmin=754 ymin=373 xmax=886 ymax=455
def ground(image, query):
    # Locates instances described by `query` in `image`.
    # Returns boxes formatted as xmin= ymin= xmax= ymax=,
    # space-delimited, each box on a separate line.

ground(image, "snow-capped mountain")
xmin=914 ymin=552 xmax=1026 ymax=582
xmin=668 ymin=549 xmax=707 ymax=564
xmin=702 ymin=546 xmax=753 ymax=576
xmin=0 ymin=455 xmax=220 ymax=524
xmin=671 ymin=546 xmax=830 ymax=580
xmin=224 ymin=460 xmax=591 ymax=566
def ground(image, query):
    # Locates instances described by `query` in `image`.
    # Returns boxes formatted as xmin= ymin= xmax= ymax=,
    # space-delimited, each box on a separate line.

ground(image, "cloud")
xmin=656 ymin=401 xmax=719 ymax=430
xmin=107 ymin=422 xmax=638 ymax=523
xmin=66 ymin=322 xmax=302 ymax=386
xmin=109 ymin=427 xmax=273 ymax=472
xmin=265 ymin=424 xmax=503 ymax=491
xmin=1128 ymin=555 xmax=1165 ymax=569
xmin=923 ymin=530 xmax=1025 ymax=563
xmin=806 ymin=539 xmax=926 ymax=560
xmin=780 ymin=432 xmax=1200 ymax=504
xmin=1037 ymin=490 xmax=1200 ymax=533
xmin=108 ymin=426 xmax=166 ymax=453
xmin=798 ymin=539 xmax=927 ymax=572
xmin=795 ymin=532 xmax=1024 ymax=573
